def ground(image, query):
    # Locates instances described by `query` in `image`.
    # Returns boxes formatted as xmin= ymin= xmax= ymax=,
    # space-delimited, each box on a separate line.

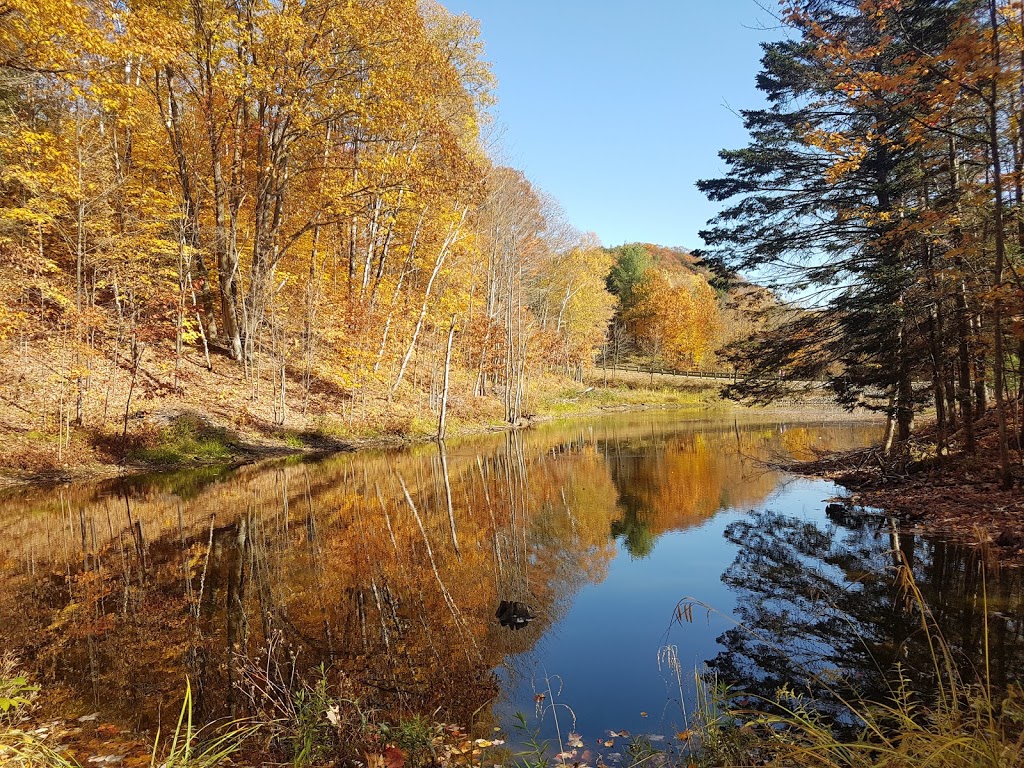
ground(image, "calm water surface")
xmin=2 ymin=412 xmax=1022 ymax=755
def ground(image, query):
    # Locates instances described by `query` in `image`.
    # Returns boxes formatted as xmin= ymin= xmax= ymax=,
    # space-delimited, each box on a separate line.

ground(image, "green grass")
xmin=281 ymin=431 xmax=307 ymax=449
xmin=533 ymin=381 xmax=720 ymax=418
xmin=131 ymin=416 xmax=234 ymax=465
xmin=0 ymin=654 xmax=78 ymax=767
xmin=377 ymin=715 xmax=439 ymax=767
xmin=148 ymin=679 xmax=259 ymax=768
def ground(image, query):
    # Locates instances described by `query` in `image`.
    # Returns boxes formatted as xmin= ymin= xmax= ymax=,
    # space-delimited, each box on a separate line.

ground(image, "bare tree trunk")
xmin=438 ymin=316 xmax=456 ymax=440
xmin=987 ymin=0 xmax=1012 ymax=487
xmin=374 ymin=207 xmax=426 ymax=373
xmin=392 ymin=209 xmax=466 ymax=395
xmin=956 ymin=276 xmax=976 ymax=452
xmin=157 ymin=65 xmax=217 ymax=338
xmin=882 ymin=389 xmax=897 ymax=455
xmin=122 ymin=339 xmax=143 ymax=438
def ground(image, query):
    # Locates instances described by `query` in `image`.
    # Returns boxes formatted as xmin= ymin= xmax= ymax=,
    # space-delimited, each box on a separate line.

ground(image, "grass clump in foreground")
xmin=237 ymin=634 xmax=509 ymax=768
xmin=0 ymin=653 xmax=77 ymax=768
xmin=680 ymin=558 xmax=1024 ymax=768
xmin=0 ymin=659 xmax=257 ymax=768
xmin=150 ymin=679 xmax=259 ymax=768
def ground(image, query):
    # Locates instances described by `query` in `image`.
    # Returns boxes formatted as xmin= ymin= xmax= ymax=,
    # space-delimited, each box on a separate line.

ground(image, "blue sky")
xmin=440 ymin=1 xmax=780 ymax=250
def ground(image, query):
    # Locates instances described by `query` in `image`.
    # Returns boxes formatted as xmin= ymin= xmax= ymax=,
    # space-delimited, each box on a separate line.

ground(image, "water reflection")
xmin=708 ymin=507 xmax=1024 ymax=721
xmin=5 ymin=413 xmax=1014 ymax=749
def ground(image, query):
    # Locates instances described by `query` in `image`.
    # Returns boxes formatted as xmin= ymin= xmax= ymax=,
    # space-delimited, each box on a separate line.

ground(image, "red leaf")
xmin=384 ymin=746 xmax=406 ymax=768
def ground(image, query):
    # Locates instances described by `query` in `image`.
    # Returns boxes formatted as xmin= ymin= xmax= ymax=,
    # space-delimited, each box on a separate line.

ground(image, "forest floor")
xmin=790 ymin=404 xmax=1024 ymax=566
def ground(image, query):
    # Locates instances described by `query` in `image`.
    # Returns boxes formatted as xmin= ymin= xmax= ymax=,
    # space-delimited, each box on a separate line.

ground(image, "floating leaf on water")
xmin=567 ymin=732 xmax=583 ymax=748
xmin=647 ymin=734 xmax=665 ymax=742
xmin=533 ymin=694 xmax=546 ymax=703
xmin=607 ymin=730 xmax=630 ymax=738
xmin=474 ymin=739 xmax=493 ymax=748
xmin=639 ymin=712 xmax=648 ymax=718
xmin=603 ymin=740 xmax=614 ymax=748
xmin=554 ymin=749 xmax=577 ymax=760
xmin=675 ymin=730 xmax=694 ymax=741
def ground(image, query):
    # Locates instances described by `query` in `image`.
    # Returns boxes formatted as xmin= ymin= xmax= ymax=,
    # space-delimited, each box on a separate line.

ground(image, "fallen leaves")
xmin=473 ymin=738 xmax=504 ymax=748
xmin=791 ymin=415 xmax=1024 ymax=567
xmin=326 ymin=704 xmax=341 ymax=727
xmin=384 ymin=745 xmax=406 ymax=768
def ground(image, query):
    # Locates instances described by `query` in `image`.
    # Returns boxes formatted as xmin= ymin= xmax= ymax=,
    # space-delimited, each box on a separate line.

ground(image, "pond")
xmin=1 ymin=411 xmax=1022 ymax=759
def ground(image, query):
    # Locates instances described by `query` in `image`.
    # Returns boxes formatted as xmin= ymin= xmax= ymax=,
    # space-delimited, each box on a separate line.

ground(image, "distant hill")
xmin=637 ymin=243 xmax=700 ymax=271
xmin=607 ymin=242 xmax=780 ymax=367
xmin=614 ymin=242 xmax=776 ymax=310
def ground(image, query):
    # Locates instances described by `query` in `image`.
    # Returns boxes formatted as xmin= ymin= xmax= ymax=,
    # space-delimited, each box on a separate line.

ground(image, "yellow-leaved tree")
xmin=626 ymin=270 xmax=718 ymax=371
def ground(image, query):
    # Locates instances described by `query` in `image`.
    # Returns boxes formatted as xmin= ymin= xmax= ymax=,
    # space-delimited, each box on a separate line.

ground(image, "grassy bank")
xmin=0 ymin=341 xmax=727 ymax=485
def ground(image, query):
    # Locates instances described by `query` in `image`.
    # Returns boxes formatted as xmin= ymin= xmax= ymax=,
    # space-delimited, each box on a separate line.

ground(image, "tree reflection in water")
xmin=708 ymin=507 xmax=1024 ymax=722
xmin=0 ymin=413 xmax=886 ymax=738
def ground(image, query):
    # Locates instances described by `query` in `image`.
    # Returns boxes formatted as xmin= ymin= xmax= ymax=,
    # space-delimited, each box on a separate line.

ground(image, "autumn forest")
xmin=3 ymin=0 xmax=1024 ymax=767
xmin=701 ymin=0 xmax=1024 ymax=486
xmin=0 ymin=0 xmax=734 ymax=475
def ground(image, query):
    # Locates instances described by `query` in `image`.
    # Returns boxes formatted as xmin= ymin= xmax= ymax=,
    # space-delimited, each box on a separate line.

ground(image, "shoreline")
xmin=0 ymin=399 xmax=709 ymax=490
xmin=0 ymin=396 xmax=879 ymax=492
xmin=789 ymin=410 xmax=1024 ymax=567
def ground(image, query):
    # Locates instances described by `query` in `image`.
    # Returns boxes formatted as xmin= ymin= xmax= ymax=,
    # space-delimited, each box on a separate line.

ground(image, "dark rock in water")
xmin=825 ymin=503 xmax=848 ymax=518
xmin=824 ymin=501 xmax=887 ymax=528
xmin=495 ymin=599 xmax=535 ymax=630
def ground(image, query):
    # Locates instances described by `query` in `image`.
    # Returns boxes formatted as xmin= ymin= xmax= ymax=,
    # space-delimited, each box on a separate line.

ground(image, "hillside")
xmin=604 ymin=242 xmax=780 ymax=372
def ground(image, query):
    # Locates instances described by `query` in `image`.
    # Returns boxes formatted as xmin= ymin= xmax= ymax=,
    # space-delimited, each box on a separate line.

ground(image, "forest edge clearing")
xmin=0 ymin=343 xmax=739 ymax=487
